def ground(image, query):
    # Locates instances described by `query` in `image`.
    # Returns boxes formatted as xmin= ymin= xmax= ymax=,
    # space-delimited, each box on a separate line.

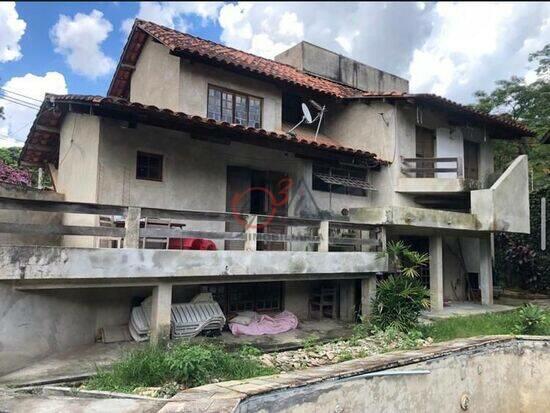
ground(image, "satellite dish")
xmin=302 ymin=103 xmax=313 ymax=124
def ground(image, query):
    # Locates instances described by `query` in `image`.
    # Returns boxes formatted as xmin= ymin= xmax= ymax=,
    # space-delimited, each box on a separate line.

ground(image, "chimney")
xmin=275 ymin=41 xmax=409 ymax=93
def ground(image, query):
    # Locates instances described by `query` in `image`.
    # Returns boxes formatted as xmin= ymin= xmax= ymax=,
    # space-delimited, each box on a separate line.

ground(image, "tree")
xmin=473 ymin=45 xmax=550 ymax=293
xmin=472 ymin=45 xmax=549 ymax=189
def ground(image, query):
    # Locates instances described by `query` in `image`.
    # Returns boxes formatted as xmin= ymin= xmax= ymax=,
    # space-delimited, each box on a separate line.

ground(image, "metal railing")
xmin=401 ymin=156 xmax=463 ymax=178
xmin=0 ymin=196 xmax=384 ymax=252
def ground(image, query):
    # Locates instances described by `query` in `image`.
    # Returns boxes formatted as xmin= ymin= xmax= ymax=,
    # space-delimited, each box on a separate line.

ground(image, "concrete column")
xmin=429 ymin=235 xmax=444 ymax=312
xmin=339 ymin=280 xmax=355 ymax=322
xmin=318 ymin=221 xmax=329 ymax=252
xmin=150 ymin=282 xmax=172 ymax=345
xmin=360 ymin=276 xmax=377 ymax=318
xmin=479 ymin=236 xmax=494 ymax=306
xmin=244 ymin=215 xmax=257 ymax=251
xmin=124 ymin=207 xmax=141 ymax=249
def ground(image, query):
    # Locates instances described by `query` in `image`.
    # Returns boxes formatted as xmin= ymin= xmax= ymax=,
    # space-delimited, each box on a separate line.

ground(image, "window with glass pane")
xmin=207 ymin=88 xmax=222 ymax=121
xmin=221 ymin=91 xmax=233 ymax=123
xmin=207 ymin=86 xmax=262 ymax=127
xmin=234 ymin=94 xmax=248 ymax=125
xmin=248 ymin=98 xmax=261 ymax=127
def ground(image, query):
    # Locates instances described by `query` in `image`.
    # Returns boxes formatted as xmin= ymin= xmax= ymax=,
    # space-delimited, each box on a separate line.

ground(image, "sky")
xmin=0 ymin=1 xmax=548 ymax=148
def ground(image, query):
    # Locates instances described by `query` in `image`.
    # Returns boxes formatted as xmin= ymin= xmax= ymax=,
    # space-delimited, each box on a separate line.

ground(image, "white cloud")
xmin=0 ymin=2 xmax=26 ymax=62
xmin=0 ymin=72 xmax=68 ymax=147
xmin=50 ymin=10 xmax=115 ymax=79
xmin=408 ymin=2 xmax=550 ymax=101
xmin=121 ymin=2 xmax=224 ymax=36
xmin=216 ymin=2 xmax=550 ymax=103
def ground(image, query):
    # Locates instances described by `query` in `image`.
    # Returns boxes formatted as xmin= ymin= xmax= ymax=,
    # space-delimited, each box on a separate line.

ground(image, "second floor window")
xmin=207 ymin=86 xmax=262 ymax=128
xmin=136 ymin=151 xmax=163 ymax=181
xmin=312 ymin=164 xmax=368 ymax=197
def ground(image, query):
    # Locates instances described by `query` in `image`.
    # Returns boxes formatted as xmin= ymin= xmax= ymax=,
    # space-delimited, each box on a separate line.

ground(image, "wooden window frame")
xmin=207 ymin=84 xmax=263 ymax=128
xmin=136 ymin=151 xmax=163 ymax=182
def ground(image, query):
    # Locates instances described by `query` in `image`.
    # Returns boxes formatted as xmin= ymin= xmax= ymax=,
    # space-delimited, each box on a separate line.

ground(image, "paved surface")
xmin=0 ymin=390 xmax=166 ymax=413
xmin=0 ymin=342 xmax=143 ymax=387
xmin=421 ymin=302 xmax=516 ymax=321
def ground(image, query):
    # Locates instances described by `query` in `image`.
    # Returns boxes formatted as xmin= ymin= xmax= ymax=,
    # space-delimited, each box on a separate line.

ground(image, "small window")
xmin=312 ymin=163 xmax=368 ymax=197
xmin=207 ymin=85 xmax=263 ymax=128
xmin=136 ymin=151 xmax=163 ymax=181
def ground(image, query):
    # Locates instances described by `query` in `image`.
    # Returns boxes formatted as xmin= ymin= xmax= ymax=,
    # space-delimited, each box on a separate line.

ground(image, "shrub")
xmin=514 ymin=304 xmax=547 ymax=334
xmin=370 ymin=275 xmax=430 ymax=332
xmin=85 ymin=342 xmax=275 ymax=393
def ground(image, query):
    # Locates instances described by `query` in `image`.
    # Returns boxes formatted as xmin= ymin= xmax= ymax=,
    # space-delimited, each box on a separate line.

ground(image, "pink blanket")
xmin=229 ymin=311 xmax=298 ymax=336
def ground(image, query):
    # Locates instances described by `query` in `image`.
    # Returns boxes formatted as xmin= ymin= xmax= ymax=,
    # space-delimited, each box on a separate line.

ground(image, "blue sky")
xmin=0 ymin=2 xmax=548 ymax=147
xmin=1 ymin=2 xmax=221 ymax=96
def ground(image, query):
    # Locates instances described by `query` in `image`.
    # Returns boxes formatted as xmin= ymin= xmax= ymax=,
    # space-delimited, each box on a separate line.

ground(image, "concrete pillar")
xmin=244 ymin=215 xmax=257 ymax=251
xmin=339 ymin=280 xmax=355 ymax=322
xmin=429 ymin=235 xmax=444 ymax=312
xmin=318 ymin=221 xmax=329 ymax=252
xmin=479 ymin=236 xmax=493 ymax=306
xmin=360 ymin=276 xmax=377 ymax=318
xmin=124 ymin=207 xmax=141 ymax=249
xmin=150 ymin=282 xmax=172 ymax=346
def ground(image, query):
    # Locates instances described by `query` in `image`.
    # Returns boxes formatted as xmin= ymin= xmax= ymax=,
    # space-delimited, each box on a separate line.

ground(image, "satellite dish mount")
xmin=287 ymin=100 xmax=326 ymax=141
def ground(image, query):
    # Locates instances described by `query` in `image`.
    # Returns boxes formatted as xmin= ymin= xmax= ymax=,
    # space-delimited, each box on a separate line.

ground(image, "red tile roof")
xmin=108 ymin=19 xmax=363 ymax=100
xmin=20 ymin=95 xmax=380 ymax=167
xmin=354 ymin=92 xmax=535 ymax=138
xmin=107 ymin=19 xmax=533 ymax=139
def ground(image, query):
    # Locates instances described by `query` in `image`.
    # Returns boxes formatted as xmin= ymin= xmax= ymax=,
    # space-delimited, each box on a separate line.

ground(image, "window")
xmin=207 ymin=85 xmax=262 ymax=128
xmin=136 ymin=151 xmax=163 ymax=181
xmin=312 ymin=164 xmax=368 ymax=197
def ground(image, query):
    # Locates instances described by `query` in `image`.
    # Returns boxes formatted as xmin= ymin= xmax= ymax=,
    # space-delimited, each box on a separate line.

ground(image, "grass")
xmin=84 ymin=342 xmax=276 ymax=395
xmin=85 ymin=307 xmax=549 ymax=396
xmin=421 ymin=308 xmax=550 ymax=342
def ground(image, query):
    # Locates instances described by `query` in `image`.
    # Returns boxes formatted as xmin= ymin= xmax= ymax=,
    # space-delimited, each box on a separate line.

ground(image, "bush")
xmin=514 ymin=304 xmax=547 ymax=334
xmin=371 ymin=275 xmax=430 ymax=332
xmin=85 ymin=342 xmax=276 ymax=393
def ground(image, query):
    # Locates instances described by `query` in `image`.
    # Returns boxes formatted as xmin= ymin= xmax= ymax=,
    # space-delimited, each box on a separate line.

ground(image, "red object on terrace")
xmin=168 ymin=238 xmax=217 ymax=251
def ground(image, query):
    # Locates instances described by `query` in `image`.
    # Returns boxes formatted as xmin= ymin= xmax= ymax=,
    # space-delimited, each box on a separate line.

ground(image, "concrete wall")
xmin=0 ymin=184 xmax=64 ymax=247
xmin=240 ymin=339 xmax=549 ymax=413
xmin=471 ymin=155 xmax=530 ymax=234
xmin=0 ymin=285 xmax=151 ymax=376
xmin=57 ymin=113 xmax=101 ymax=248
xmin=275 ymin=41 xmax=409 ymax=93
xmin=129 ymin=38 xmax=181 ymax=110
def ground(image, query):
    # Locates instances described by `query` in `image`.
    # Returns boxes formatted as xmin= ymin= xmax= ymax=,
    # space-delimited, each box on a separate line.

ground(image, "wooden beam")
xmin=36 ymin=125 xmax=60 ymax=134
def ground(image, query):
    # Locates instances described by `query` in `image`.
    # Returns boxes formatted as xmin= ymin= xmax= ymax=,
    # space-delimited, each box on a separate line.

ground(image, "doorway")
xmin=416 ymin=126 xmax=436 ymax=177
xmin=463 ymin=140 xmax=480 ymax=180
xmin=225 ymin=166 xmax=289 ymax=251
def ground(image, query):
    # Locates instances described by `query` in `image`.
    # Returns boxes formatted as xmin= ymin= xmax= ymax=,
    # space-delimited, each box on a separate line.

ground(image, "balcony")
xmin=0 ymin=193 xmax=388 ymax=289
xmin=397 ymin=156 xmax=479 ymax=195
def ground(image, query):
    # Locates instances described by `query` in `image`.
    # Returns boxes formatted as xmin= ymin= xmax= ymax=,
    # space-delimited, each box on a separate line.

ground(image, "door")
xmin=463 ymin=140 xmax=479 ymax=180
xmin=416 ymin=127 xmax=436 ymax=177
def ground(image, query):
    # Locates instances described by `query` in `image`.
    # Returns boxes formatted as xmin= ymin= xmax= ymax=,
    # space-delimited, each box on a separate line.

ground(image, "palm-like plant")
xmin=378 ymin=240 xmax=429 ymax=278
xmin=371 ymin=241 xmax=430 ymax=331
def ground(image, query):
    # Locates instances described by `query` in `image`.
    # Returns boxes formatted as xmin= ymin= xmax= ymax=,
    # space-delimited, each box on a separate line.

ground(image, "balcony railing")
xmin=400 ymin=156 xmax=463 ymax=178
xmin=0 ymin=195 xmax=388 ymax=285
xmin=0 ymin=196 xmax=383 ymax=252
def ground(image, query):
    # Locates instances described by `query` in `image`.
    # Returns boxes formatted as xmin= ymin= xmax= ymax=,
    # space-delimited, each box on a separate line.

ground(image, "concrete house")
xmin=0 ymin=20 xmax=532 ymax=375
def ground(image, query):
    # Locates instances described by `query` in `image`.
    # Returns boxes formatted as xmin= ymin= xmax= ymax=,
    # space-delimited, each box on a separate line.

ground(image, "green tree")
xmin=472 ymin=45 xmax=549 ymax=189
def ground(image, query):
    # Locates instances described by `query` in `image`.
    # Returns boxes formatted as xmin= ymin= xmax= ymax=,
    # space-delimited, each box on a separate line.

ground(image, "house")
xmin=0 ymin=20 xmax=532 ymax=376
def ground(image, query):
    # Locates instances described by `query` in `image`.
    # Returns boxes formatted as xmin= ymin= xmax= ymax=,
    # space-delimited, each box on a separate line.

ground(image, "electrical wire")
xmin=0 ymin=87 xmax=43 ymax=103
xmin=0 ymin=95 xmax=40 ymax=111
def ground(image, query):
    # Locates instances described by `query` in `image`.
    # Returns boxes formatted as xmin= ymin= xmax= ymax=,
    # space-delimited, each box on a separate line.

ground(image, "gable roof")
xmin=108 ymin=19 xmax=533 ymax=139
xmin=108 ymin=19 xmax=362 ymax=100
xmin=20 ymin=94 xmax=381 ymax=167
